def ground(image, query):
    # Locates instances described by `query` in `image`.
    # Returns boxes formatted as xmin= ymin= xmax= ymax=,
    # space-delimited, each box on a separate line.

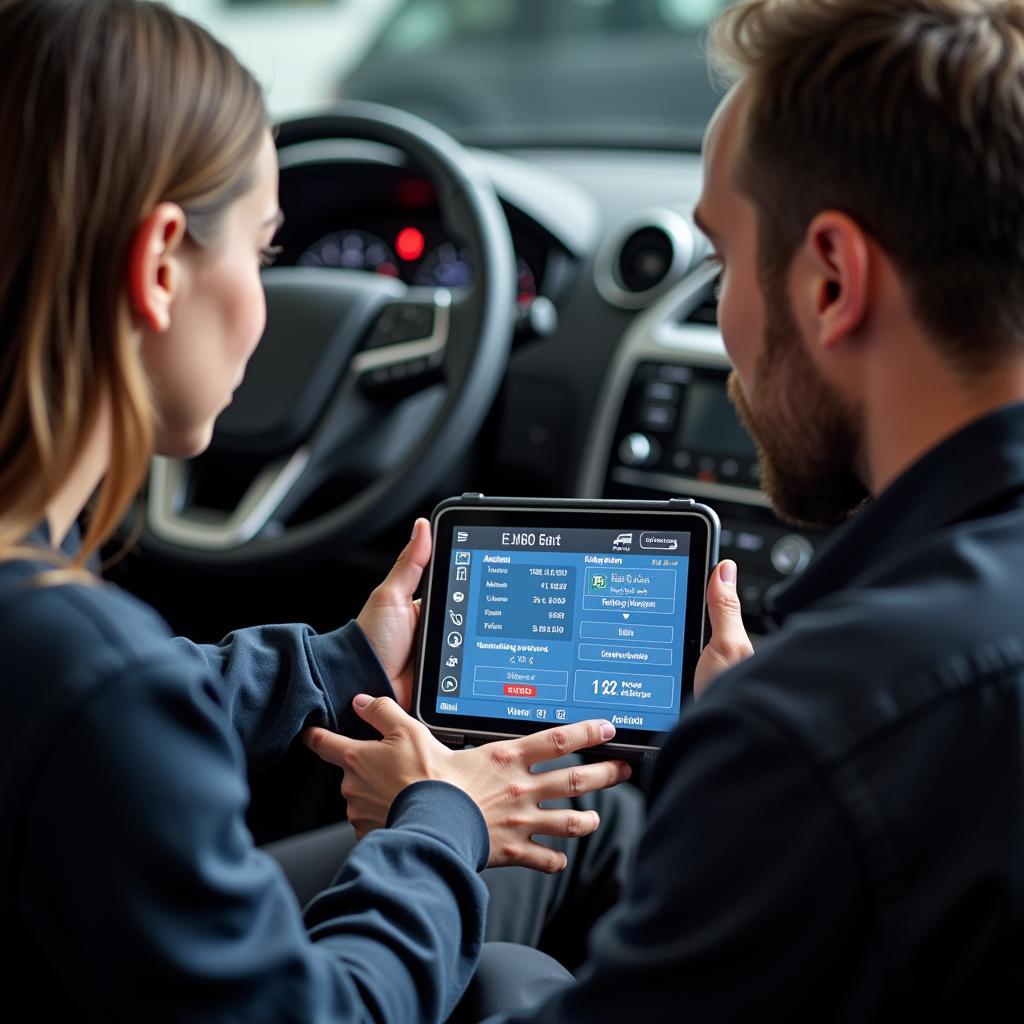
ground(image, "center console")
xmin=579 ymin=264 xmax=823 ymax=633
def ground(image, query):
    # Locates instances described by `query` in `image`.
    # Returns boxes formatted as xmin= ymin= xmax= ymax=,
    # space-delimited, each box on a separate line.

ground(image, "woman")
xmin=0 ymin=2 xmax=631 ymax=1019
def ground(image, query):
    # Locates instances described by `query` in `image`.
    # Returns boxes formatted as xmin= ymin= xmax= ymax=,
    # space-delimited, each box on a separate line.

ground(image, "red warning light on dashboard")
xmin=396 ymin=227 xmax=425 ymax=262
xmin=504 ymin=684 xmax=537 ymax=698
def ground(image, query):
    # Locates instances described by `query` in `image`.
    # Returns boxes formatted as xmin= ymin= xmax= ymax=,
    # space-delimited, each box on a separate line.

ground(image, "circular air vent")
xmin=595 ymin=208 xmax=696 ymax=309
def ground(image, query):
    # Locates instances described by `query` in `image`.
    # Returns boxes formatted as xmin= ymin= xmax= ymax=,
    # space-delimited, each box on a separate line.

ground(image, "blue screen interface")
xmin=434 ymin=525 xmax=691 ymax=733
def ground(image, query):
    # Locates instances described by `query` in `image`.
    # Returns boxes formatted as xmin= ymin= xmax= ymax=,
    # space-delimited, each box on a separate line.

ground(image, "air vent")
xmin=617 ymin=227 xmax=674 ymax=292
xmin=595 ymin=208 xmax=696 ymax=309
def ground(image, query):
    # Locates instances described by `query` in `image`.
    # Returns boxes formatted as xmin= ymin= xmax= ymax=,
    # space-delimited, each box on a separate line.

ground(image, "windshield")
xmin=169 ymin=0 xmax=730 ymax=149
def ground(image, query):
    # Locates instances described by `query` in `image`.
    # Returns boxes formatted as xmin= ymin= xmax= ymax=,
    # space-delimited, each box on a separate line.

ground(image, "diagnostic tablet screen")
xmin=422 ymin=515 xmax=706 ymax=742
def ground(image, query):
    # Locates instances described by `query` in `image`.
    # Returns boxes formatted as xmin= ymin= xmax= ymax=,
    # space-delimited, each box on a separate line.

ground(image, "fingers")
xmin=489 ymin=809 xmax=601 ymax=871
xmin=532 ymin=759 xmax=632 ymax=802
xmin=531 ymin=808 xmax=601 ymax=841
xmin=491 ymin=841 xmax=570 ymax=873
xmin=302 ymin=726 xmax=355 ymax=767
xmin=705 ymin=560 xmax=754 ymax=665
xmin=510 ymin=719 xmax=616 ymax=764
xmin=379 ymin=518 xmax=432 ymax=599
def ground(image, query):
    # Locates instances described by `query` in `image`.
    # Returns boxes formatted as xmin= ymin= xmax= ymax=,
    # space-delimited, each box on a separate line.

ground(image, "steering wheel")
xmin=141 ymin=102 xmax=517 ymax=571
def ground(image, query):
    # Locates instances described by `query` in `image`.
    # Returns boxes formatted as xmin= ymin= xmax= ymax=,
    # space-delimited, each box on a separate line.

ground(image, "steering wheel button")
xmin=365 ymin=303 xmax=436 ymax=349
xmin=401 ymin=304 xmax=434 ymax=334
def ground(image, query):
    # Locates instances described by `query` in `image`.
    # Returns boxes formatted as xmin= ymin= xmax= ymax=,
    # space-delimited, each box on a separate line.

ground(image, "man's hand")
xmin=356 ymin=518 xmax=431 ymax=711
xmin=693 ymin=559 xmax=755 ymax=698
xmin=303 ymin=696 xmax=632 ymax=873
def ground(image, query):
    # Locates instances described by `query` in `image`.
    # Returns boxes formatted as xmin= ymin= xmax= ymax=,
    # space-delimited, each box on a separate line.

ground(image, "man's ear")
xmin=801 ymin=210 xmax=870 ymax=351
xmin=127 ymin=203 xmax=187 ymax=333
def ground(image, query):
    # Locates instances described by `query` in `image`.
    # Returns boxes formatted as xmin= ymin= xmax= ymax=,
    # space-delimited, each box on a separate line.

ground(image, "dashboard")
xmin=122 ymin=135 xmax=824 ymax=651
xmin=274 ymin=158 xmax=558 ymax=310
xmin=268 ymin=143 xmax=824 ymax=634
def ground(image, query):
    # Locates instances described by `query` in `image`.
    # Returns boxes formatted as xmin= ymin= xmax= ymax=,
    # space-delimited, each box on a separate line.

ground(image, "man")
xmin=311 ymin=0 xmax=1024 ymax=1017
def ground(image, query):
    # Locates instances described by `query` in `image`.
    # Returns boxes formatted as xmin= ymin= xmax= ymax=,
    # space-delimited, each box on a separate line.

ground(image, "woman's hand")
xmin=355 ymin=518 xmax=431 ymax=711
xmin=303 ymin=696 xmax=632 ymax=873
xmin=693 ymin=559 xmax=755 ymax=698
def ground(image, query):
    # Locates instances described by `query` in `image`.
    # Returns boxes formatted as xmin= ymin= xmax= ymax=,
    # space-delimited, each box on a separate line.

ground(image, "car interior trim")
xmin=579 ymin=261 xmax=726 ymax=496
xmin=593 ymin=206 xmax=702 ymax=310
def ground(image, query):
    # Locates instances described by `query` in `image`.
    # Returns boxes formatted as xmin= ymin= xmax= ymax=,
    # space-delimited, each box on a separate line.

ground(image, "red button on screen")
xmin=504 ymin=684 xmax=537 ymax=697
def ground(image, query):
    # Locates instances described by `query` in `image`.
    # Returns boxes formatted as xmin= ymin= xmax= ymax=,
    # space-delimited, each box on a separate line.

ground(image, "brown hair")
xmin=0 ymin=0 xmax=268 ymax=575
xmin=709 ymin=0 xmax=1024 ymax=372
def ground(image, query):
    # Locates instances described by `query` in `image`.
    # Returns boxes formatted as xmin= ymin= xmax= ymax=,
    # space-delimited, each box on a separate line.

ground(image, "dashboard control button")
xmin=640 ymin=402 xmax=676 ymax=432
xmin=618 ymin=432 xmax=659 ymax=467
xmin=516 ymin=295 xmax=558 ymax=339
xmin=736 ymin=531 xmax=765 ymax=553
xmin=644 ymin=381 xmax=680 ymax=403
xmin=771 ymin=534 xmax=814 ymax=575
xmin=659 ymin=365 xmax=693 ymax=384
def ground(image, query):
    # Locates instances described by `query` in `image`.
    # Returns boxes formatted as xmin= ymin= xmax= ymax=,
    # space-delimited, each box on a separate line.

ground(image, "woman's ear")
xmin=127 ymin=203 xmax=187 ymax=333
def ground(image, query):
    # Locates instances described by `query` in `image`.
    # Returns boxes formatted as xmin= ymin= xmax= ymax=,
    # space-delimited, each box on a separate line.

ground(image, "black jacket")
xmin=0 ymin=525 xmax=489 ymax=1021
xmin=499 ymin=401 xmax=1024 ymax=1022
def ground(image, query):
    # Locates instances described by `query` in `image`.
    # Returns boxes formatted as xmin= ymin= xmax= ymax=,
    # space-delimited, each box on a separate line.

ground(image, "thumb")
xmin=380 ymin=518 xmax=432 ymax=598
xmin=706 ymin=560 xmax=754 ymax=664
xmin=351 ymin=693 xmax=413 ymax=738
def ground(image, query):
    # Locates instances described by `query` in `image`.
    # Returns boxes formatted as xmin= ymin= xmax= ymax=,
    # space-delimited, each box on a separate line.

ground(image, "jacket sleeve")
xmin=488 ymin=699 xmax=883 ymax=1023
xmin=17 ymin=651 xmax=489 ymax=1023
xmin=172 ymin=619 xmax=393 ymax=769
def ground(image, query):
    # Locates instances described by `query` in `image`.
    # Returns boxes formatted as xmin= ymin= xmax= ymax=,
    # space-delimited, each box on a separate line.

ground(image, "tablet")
xmin=414 ymin=495 xmax=720 ymax=758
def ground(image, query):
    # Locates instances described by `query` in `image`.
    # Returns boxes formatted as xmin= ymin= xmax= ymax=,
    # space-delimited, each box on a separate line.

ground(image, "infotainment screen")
xmin=415 ymin=496 xmax=719 ymax=756
xmin=676 ymin=378 xmax=758 ymax=459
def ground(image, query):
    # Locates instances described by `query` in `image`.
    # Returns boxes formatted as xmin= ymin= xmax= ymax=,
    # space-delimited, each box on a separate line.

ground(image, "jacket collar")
xmin=764 ymin=401 xmax=1024 ymax=625
xmin=22 ymin=519 xmax=85 ymax=559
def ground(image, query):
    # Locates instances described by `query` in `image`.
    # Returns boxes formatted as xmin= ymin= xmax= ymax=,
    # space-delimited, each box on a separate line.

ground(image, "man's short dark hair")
xmin=711 ymin=0 xmax=1024 ymax=373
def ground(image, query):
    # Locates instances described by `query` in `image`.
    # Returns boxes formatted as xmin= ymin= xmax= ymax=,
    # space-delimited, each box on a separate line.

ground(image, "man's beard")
xmin=727 ymin=291 xmax=869 ymax=530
